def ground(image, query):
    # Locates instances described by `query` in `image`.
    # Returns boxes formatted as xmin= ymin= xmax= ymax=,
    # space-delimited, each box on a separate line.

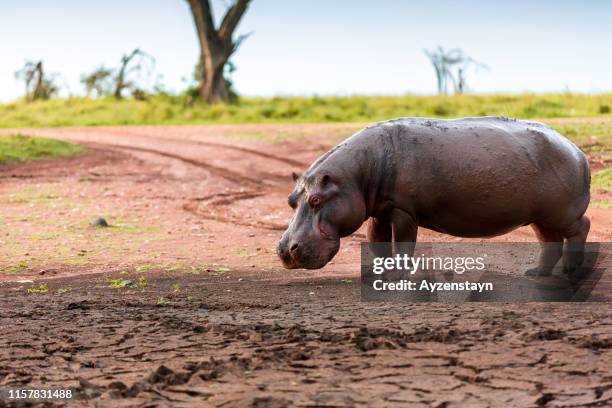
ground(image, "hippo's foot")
xmin=564 ymin=266 xmax=588 ymax=284
xmin=525 ymin=267 xmax=552 ymax=277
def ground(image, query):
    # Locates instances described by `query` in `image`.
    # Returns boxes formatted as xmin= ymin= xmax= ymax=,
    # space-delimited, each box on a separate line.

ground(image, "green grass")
xmin=108 ymin=276 xmax=148 ymax=290
xmin=1 ymin=93 xmax=611 ymax=127
xmin=550 ymin=120 xmax=612 ymax=147
xmin=591 ymin=200 xmax=612 ymax=209
xmin=592 ymin=168 xmax=612 ymax=192
xmin=0 ymin=134 xmax=84 ymax=164
xmin=1 ymin=261 xmax=29 ymax=274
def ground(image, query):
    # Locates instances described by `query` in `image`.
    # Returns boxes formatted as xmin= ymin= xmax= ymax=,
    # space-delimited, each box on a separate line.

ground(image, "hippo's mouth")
xmin=280 ymin=256 xmax=329 ymax=270
xmin=278 ymin=239 xmax=340 ymax=270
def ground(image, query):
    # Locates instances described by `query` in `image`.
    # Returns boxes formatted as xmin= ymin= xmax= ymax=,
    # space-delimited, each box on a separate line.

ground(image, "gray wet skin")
xmin=277 ymin=117 xmax=591 ymax=275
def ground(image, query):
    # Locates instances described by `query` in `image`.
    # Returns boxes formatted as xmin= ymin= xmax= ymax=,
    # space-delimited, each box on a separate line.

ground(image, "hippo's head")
xmin=277 ymin=171 xmax=366 ymax=269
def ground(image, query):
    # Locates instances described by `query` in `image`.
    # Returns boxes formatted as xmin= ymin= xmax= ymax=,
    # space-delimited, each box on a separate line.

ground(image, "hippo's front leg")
xmin=390 ymin=209 xmax=419 ymax=276
xmin=366 ymin=216 xmax=393 ymax=260
xmin=366 ymin=217 xmax=392 ymax=242
xmin=390 ymin=209 xmax=418 ymax=256
xmin=391 ymin=209 xmax=432 ymax=301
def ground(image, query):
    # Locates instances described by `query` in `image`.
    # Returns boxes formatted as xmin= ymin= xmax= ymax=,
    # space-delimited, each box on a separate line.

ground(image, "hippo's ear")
xmin=292 ymin=171 xmax=301 ymax=182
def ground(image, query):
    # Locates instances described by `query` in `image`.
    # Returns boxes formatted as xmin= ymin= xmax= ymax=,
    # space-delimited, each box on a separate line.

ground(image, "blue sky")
xmin=1 ymin=0 xmax=611 ymax=101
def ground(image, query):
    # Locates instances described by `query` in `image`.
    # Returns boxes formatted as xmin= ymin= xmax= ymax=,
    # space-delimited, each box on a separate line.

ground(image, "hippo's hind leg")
xmin=562 ymin=215 xmax=590 ymax=274
xmin=525 ymin=224 xmax=564 ymax=277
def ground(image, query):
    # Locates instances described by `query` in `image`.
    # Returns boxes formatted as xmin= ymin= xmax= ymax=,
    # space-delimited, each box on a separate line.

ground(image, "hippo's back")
xmin=361 ymin=117 xmax=590 ymax=237
xmin=377 ymin=116 xmax=583 ymax=161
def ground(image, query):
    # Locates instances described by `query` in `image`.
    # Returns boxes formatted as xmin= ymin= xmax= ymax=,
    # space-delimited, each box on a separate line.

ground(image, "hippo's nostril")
xmin=289 ymin=243 xmax=299 ymax=253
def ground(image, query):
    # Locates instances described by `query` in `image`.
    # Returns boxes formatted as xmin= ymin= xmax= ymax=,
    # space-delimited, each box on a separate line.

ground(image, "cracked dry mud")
xmin=2 ymin=275 xmax=611 ymax=407
xmin=0 ymin=124 xmax=611 ymax=407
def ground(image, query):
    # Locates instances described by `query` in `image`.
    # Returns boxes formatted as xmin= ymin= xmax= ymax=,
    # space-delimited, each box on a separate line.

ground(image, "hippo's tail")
xmin=580 ymin=153 xmax=591 ymax=211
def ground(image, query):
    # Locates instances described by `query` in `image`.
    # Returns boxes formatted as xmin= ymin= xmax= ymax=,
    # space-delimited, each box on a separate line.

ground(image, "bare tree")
xmin=186 ymin=0 xmax=252 ymax=103
xmin=450 ymin=56 xmax=487 ymax=94
xmin=80 ymin=49 xmax=155 ymax=99
xmin=424 ymin=48 xmax=450 ymax=95
xmin=81 ymin=66 xmax=113 ymax=97
xmin=424 ymin=47 xmax=487 ymax=95
xmin=14 ymin=61 xmax=59 ymax=101
xmin=113 ymin=48 xmax=155 ymax=100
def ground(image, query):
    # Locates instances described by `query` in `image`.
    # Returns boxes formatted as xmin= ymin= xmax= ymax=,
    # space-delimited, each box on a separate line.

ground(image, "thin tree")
xmin=14 ymin=61 xmax=59 ymax=101
xmin=80 ymin=50 xmax=155 ymax=99
xmin=451 ymin=59 xmax=487 ymax=94
xmin=113 ymin=48 xmax=155 ymax=99
xmin=424 ymin=48 xmax=444 ymax=94
xmin=424 ymin=47 xmax=487 ymax=95
xmin=424 ymin=47 xmax=463 ymax=95
xmin=81 ymin=66 xmax=113 ymax=97
xmin=186 ymin=0 xmax=252 ymax=103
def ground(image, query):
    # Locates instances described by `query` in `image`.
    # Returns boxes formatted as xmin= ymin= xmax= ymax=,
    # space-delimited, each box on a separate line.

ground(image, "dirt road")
xmin=0 ymin=124 xmax=611 ymax=407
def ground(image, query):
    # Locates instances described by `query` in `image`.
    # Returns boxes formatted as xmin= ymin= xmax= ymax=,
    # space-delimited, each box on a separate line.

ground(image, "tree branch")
xmin=232 ymin=31 xmax=253 ymax=52
xmin=218 ymin=0 xmax=251 ymax=42
xmin=186 ymin=0 xmax=220 ymax=49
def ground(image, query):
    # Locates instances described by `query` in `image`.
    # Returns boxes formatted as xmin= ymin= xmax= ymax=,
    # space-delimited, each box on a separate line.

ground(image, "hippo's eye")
xmin=288 ymin=196 xmax=297 ymax=209
xmin=308 ymin=195 xmax=323 ymax=208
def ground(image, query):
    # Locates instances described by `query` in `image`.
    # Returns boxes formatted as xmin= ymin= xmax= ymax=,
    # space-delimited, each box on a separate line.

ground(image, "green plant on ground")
xmin=211 ymin=266 xmax=230 ymax=275
xmin=2 ymin=261 xmax=29 ymax=274
xmin=591 ymin=199 xmax=612 ymax=209
xmin=137 ymin=276 xmax=148 ymax=289
xmin=237 ymin=249 xmax=256 ymax=258
xmin=551 ymin=120 xmax=612 ymax=147
xmin=137 ymin=264 xmax=155 ymax=273
xmin=188 ymin=265 xmax=206 ymax=275
xmin=166 ymin=264 xmax=182 ymax=273
xmin=0 ymin=134 xmax=83 ymax=164
xmin=108 ymin=278 xmax=133 ymax=289
xmin=592 ymin=168 xmax=612 ymax=192
xmin=108 ymin=276 xmax=148 ymax=290
xmin=157 ymin=296 xmax=170 ymax=306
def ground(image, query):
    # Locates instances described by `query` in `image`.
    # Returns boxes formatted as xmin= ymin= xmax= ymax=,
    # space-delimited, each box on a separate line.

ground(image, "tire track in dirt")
xmin=96 ymin=128 xmax=308 ymax=168
xmin=86 ymin=142 xmax=265 ymax=187
xmin=81 ymin=141 xmax=289 ymax=230
xmin=183 ymin=190 xmax=288 ymax=231
xmin=104 ymin=143 xmax=291 ymax=230
xmin=183 ymin=201 xmax=287 ymax=231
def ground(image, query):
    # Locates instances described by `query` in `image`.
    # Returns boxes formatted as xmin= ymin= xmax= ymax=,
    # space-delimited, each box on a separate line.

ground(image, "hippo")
xmin=277 ymin=117 xmax=590 ymax=276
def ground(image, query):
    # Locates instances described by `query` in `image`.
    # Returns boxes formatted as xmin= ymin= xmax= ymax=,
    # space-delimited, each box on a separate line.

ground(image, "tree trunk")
xmin=32 ymin=62 xmax=44 ymax=101
xmin=114 ymin=48 xmax=142 ymax=100
xmin=199 ymin=49 xmax=231 ymax=103
xmin=187 ymin=0 xmax=251 ymax=103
